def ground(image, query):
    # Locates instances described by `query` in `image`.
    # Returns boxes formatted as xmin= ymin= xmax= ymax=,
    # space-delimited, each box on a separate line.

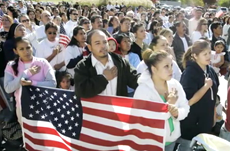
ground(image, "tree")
xmin=181 ymin=0 xmax=204 ymax=6
xmin=203 ymin=0 xmax=216 ymax=5
xmin=218 ymin=0 xmax=230 ymax=7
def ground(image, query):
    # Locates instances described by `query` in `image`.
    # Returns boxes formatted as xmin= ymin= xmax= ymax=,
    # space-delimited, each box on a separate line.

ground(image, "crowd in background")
xmin=0 ymin=0 xmax=230 ymax=150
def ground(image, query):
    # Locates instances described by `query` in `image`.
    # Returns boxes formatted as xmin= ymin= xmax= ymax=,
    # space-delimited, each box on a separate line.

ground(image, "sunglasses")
xmin=48 ymin=32 xmax=57 ymax=35
xmin=22 ymin=19 xmax=29 ymax=23
xmin=83 ymin=21 xmax=90 ymax=24
xmin=72 ymin=13 xmax=78 ymax=16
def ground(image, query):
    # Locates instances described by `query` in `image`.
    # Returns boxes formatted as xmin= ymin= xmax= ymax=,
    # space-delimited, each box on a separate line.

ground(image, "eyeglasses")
xmin=48 ymin=32 xmax=57 ymax=35
xmin=22 ymin=19 xmax=29 ymax=23
xmin=202 ymin=23 xmax=208 ymax=25
xmin=72 ymin=13 xmax=78 ymax=16
xmin=83 ymin=21 xmax=90 ymax=24
xmin=1 ymin=19 xmax=9 ymax=22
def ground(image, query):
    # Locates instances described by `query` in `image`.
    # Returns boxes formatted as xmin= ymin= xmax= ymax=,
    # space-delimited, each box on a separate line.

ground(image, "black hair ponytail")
xmin=12 ymin=56 xmax=19 ymax=76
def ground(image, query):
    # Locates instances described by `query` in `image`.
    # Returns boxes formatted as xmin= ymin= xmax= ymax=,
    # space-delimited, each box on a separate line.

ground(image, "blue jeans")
xmin=177 ymin=138 xmax=192 ymax=151
xmin=219 ymin=125 xmax=230 ymax=142
xmin=165 ymin=142 xmax=176 ymax=151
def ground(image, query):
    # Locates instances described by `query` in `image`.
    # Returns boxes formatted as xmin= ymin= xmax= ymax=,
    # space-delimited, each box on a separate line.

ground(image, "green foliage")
xmin=218 ymin=0 xmax=230 ymax=7
xmin=181 ymin=0 xmax=204 ymax=6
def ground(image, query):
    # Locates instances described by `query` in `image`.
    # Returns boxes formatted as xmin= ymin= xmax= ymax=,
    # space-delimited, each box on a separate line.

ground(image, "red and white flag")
xmin=59 ymin=34 xmax=70 ymax=48
xmin=21 ymin=86 xmax=168 ymax=151
xmin=215 ymin=10 xmax=224 ymax=18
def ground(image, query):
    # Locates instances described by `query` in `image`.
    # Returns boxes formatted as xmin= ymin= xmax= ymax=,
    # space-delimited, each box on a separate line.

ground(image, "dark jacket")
xmin=180 ymin=61 xmax=219 ymax=140
xmin=3 ymin=38 xmax=16 ymax=63
xmin=172 ymin=33 xmax=192 ymax=70
xmin=74 ymin=52 xmax=140 ymax=98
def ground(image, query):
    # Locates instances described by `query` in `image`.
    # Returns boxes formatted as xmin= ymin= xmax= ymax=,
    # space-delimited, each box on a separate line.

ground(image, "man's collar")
xmin=91 ymin=53 xmax=112 ymax=67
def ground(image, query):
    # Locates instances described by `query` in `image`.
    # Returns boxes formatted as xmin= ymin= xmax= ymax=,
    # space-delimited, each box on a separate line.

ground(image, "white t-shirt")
xmin=180 ymin=37 xmax=189 ymax=52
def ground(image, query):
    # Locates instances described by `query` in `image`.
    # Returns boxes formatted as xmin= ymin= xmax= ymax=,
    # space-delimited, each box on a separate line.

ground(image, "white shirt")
xmin=192 ymin=31 xmax=209 ymax=43
xmin=65 ymin=45 xmax=83 ymax=76
xmin=26 ymin=23 xmax=39 ymax=34
xmin=180 ymin=37 xmax=189 ymax=52
xmin=163 ymin=21 xmax=173 ymax=29
xmin=189 ymin=18 xmax=199 ymax=36
xmin=160 ymin=15 xmax=168 ymax=24
xmin=211 ymin=51 xmax=225 ymax=74
xmin=106 ymin=4 xmax=114 ymax=11
xmin=64 ymin=20 xmax=78 ymax=38
xmin=35 ymin=25 xmax=46 ymax=42
xmin=36 ymin=38 xmax=66 ymax=71
xmin=91 ymin=54 xmax=117 ymax=96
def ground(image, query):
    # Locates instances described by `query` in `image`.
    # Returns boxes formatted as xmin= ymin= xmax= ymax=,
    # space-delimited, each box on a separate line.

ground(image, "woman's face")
xmin=21 ymin=16 xmax=30 ymax=28
xmin=154 ymin=38 xmax=168 ymax=51
xmin=151 ymin=55 xmax=173 ymax=81
xmin=15 ymin=25 xmax=26 ymax=38
xmin=165 ymin=32 xmax=173 ymax=46
xmin=60 ymin=77 xmax=71 ymax=90
xmin=74 ymin=29 xmax=86 ymax=43
xmin=35 ymin=11 xmax=41 ymax=19
xmin=201 ymin=21 xmax=208 ymax=31
xmin=120 ymin=20 xmax=131 ymax=32
xmin=112 ymin=17 xmax=119 ymax=27
xmin=29 ymin=12 xmax=35 ymax=20
xmin=14 ymin=41 xmax=33 ymax=62
xmin=46 ymin=27 xmax=57 ymax=42
xmin=7 ymin=9 xmax=12 ymax=17
xmin=194 ymin=48 xmax=211 ymax=66
xmin=120 ymin=37 xmax=131 ymax=52
xmin=135 ymin=26 xmax=146 ymax=40
xmin=54 ymin=17 xmax=61 ymax=26
xmin=2 ymin=16 xmax=11 ymax=28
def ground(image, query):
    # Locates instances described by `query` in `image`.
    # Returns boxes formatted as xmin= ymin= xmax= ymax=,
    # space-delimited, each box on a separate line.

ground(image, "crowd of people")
xmin=0 ymin=0 xmax=230 ymax=150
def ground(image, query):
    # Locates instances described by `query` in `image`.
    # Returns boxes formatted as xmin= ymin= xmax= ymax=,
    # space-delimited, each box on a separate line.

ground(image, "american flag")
xmin=59 ymin=34 xmax=70 ymax=48
xmin=21 ymin=86 xmax=168 ymax=151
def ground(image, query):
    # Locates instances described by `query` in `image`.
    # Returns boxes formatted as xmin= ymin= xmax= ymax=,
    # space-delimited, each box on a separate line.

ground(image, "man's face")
xmin=195 ymin=10 xmax=202 ymax=19
xmin=70 ymin=10 xmax=78 ymax=21
xmin=92 ymin=18 xmax=102 ymax=29
xmin=214 ymin=25 xmax=223 ymax=36
xmin=88 ymin=32 xmax=109 ymax=58
xmin=177 ymin=22 xmax=186 ymax=35
xmin=41 ymin=12 xmax=51 ymax=25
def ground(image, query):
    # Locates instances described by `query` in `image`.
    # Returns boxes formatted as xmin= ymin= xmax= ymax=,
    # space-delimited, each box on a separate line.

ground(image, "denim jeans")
xmin=219 ymin=125 xmax=230 ymax=142
xmin=165 ymin=142 xmax=176 ymax=151
xmin=176 ymin=138 xmax=192 ymax=151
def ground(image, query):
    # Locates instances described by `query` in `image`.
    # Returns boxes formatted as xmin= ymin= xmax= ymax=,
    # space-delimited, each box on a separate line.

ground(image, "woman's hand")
xmin=167 ymin=88 xmax=178 ymax=105
xmin=52 ymin=45 xmax=62 ymax=56
xmin=168 ymin=104 xmax=178 ymax=118
xmin=21 ymin=79 xmax=32 ymax=86
xmin=29 ymin=65 xmax=41 ymax=75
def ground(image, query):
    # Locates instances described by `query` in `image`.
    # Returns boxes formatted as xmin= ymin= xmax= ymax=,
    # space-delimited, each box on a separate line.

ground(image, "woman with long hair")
xmin=134 ymin=50 xmax=189 ymax=151
xmin=192 ymin=18 xmax=209 ymax=43
xmin=65 ymin=26 xmax=87 ymax=76
xmin=178 ymin=40 xmax=219 ymax=151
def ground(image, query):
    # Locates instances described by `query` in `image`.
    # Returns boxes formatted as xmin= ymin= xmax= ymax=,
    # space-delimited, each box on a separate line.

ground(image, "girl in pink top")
xmin=4 ymin=37 xmax=56 ymax=126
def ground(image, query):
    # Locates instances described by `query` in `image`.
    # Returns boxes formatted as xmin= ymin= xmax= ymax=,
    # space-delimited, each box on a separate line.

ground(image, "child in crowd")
xmin=56 ymin=71 xmax=74 ymax=90
xmin=211 ymin=40 xmax=225 ymax=74
xmin=108 ymin=37 xmax=118 ymax=53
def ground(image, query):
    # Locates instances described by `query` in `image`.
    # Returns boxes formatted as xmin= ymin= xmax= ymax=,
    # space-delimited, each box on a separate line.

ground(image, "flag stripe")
xmin=82 ymin=101 xmax=169 ymax=120
xmin=82 ymin=113 xmax=165 ymax=137
xmin=83 ymin=106 xmax=165 ymax=129
xmin=82 ymin=120 xmax=164 ymax=143
xmin=82 ymin=96 xmax=168 ymax=113
xmin=79 ymin=133 xmax=163 ymax=151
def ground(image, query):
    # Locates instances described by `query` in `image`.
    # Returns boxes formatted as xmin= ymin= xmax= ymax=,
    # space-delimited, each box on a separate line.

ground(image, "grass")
xmin=37 ymin=0 xmax=154 ymax=7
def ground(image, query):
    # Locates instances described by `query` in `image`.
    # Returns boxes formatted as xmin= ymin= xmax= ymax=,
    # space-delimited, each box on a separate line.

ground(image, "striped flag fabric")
xmin=59 ymin=34 xmax=70 ymax=48
xmin=21 ymin=86 xmax=168 ymax=151
xmin=215 ymin=10 xmax=224 ymax=18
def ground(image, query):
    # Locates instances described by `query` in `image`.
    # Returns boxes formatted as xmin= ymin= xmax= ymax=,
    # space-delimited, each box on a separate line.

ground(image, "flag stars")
xmin=58 ymin=123 xmax=62 ymax=127
xmin=65 ymin=102 xmax=69 ymax=106
xmin=43 ymin=100 xmax=47 ymax=103
xmin=63 ymin=94 xmax=67 ymax=98
xmin=72 ymin=132 xmax=76 ymax=136
xmin=61 ymin=129 xmax=66 ymax=134
xmin=30 ymin=105 xmax=34 ymax=109
xmin=61 ymin=114 xmax=65 ymax=118
xmin=54 ymin=117 xmax=58 ymax=121
xmin=53 ymin=102 xmax=57 ymax=106
xmin=47 ymin=105 xmax=51 ymax=109
xmin=73 ymin=96 xmax=77 ymax=99
xmin=68 ymin=126 xmax=72 ymax=130
xmin=75 ymin=123 xmax=78 ymax=127
xmin=65 ymin=120 xmax=68 ymax=124
xmin=67 ymin=111 xmax=70 ymax=115
xmin=75 ymin=104 xmax=79 ymax=108
xmin=57 ymin=108 xmax=61 ymax=112
xmin=41 ymin=115 xmax=45 ymax=119
xmin=31 ymin=95 xmax=36 ymax=100
xmin=60 ymin=97 xmax=63 ymax=101
xmin=53 ymin=92 xmax=57 ymax=96
xmin=76 ymin=113 xmax=79 ymax=117
xmin=69 ymin=99 xmax=73 ymax=103
xmin=29 ymin=114 xmax=33 ymax=118
xmin=71 ymin=116 xmax=74 ymax=121
xmin=71 ymin=107 xmax=75 ymax=111
xmin=36 ymin=88 xmax=40 ymax=92
xmin=36 ymin=101 xmax=39 ymax=105
xmin=35 ymin=110 xmax=40 ymax=114
xmin=45 ymin=90 xmax=48 ymax=94
xmin=39 ymin=94 xmax=43 ymax=98
xmin=50 ymin=111 xmax=54 ymax=115
xmin=62 ymin=105 xmax=66 ymax=109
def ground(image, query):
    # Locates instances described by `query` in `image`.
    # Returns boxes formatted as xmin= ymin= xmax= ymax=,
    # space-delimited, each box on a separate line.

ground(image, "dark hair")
xmin=214 ymin=40 xmax=225 ymax=47
xmin=108 ymin=16 xmax=117 ymax=27
xmin=12 ymin=37 xmax=31 ymax=76
xmin=120 ymin=16 xmax=131 ymax=24
xmin=146 ymin=51 xmax=169 ymax=75
xmin=68 ymin=26 xmax=84 ymax=46
xmin=182 ymin=40 xmax=210 ymax=68
xmin=174 ymin=21 xmax=183 ymax=28
xmin=149 ymin=20 xmax=158 ymax=34
xmin=132 ymin=23 xmax=144 ymax=33
xmin=55 ymin=71 xmax=74 ymax=88
xmin=79 ymin=17 xmax=89 ymax=26
xmin=90 ymin=15 xmax=101 ymax=23
xmin=27 ymin=9 xmax=35 ymax=16
xmin=210 ymin=22 xmax=221 ymax=32
xmin=60 ymin=12 xmax=66 ymax=18
xmin=149 ymin=35 xmax=165 ymax=50
xmin=7 ymin=6 xmax=19 ymax=18
xmin=45 ymin=22 xmax=58 ymax=32
xmin=102 ymin=19 xmax=108 ymax=28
